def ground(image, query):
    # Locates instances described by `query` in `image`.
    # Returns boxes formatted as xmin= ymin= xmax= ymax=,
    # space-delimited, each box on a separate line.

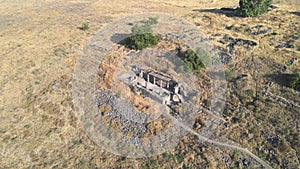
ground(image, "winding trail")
xmin=163 ymin=111 xmax=273 ymax=169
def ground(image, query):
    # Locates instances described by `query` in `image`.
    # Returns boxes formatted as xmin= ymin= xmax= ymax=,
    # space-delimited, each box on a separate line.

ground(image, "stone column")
xmin=140 ymin=71 xmax=143 ymax=78
xmin=146 ymin=73 xmax=149 ymax=89
xmin=174 ymin=85 xmax=179 ymax=94
xmin=147 ymin=74 xmax=149 ymax=82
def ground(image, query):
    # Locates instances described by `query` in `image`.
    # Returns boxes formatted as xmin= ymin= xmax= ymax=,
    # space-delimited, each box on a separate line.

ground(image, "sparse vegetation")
xmin=162 ymin=153 xmax=184 ymax=163
xmin=2 ymin=136 xmax=10 ymax=143
xmin=131 ymin=17 xmax=158 ymax=34
xmin=53 ymin=47 xmax=68 ymax=58
xmin=245 ymin=89 xmax=255 ymax=97
xmin=66 ymin=97 xmax=72 ymax=102
xmin=225 ymin=70 xmax=234 ymax=81
xmin=115 ymin=93 xmax=121 ymax=98
xmin=24 ymin=124 xmax=30 ymax=129
xmin=81 ymin=22 xmax=89 ymax=31
xmin=237 ymin=0 xmax=272 ymax=17
xmin=143 ymin=159 xmax=160 ymax=169
xmin=72 ymin=140 xmax=81 ymax=146
xmin=132 ymin=24 xmax=152 ymax=35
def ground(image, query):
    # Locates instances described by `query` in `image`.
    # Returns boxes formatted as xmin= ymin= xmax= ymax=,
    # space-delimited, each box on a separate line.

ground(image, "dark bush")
xmin=237 ymin=0 xmax=272 ymax=17
xmin=123 ymin=33 xmax=161 ymax=50
xmin=181 ymin=49 xmax=207 ymax=73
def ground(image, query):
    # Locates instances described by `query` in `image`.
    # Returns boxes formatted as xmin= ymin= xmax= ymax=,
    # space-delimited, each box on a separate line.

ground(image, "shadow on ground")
xmin=267 ymin=73 xmax=295 ymax=88
xmin=192 ymin=8 xmax=237 ymax=17
xmin=290 ymin=11 xmax=300 ymax=16
xmin=111 ymin=33 xmax=130 ymax=44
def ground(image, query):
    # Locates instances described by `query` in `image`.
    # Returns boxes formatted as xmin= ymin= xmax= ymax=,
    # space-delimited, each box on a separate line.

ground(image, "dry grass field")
xmin=0 ymin=0 xmax=299 ymax=168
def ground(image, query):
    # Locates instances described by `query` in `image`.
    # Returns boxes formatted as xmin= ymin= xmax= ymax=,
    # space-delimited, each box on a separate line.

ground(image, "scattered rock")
xmin=225 ymin=25 xmax=239 ymax=32
xmin=228 ymin=38 xmax=257 ymax=54
xmin=211 ymin=46 xmax=232 ymax=65
xmin=233 ymin=38 xmax=257 ymax=47
xmin=195 ymin=22 xmax=201 ymax=26
xmin=267 ymin=136 xmax=279 ymax=146
xmin=245 ymin=25 xmax=272 ymax=35
xmin=96 ymin=90 xmax=150 ymax=138
xmin=275 ymin=40 xmax=294 ymax=49
xmin=242 ymin=158 xmax=251 ymax=167
xmin=218 ymin=51 xmax=232 ymax=64
xmin=211 ymin=33 xmax=221 ymax=37
xmin=288 ymin=57 xmax=300 ymax=65
xmin=217 ymin=35 xmax=257 ymax=54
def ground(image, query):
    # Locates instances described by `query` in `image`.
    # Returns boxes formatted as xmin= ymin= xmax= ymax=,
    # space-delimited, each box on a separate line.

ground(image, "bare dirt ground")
xmin=0 ymin=0 xmax=299 ymax=168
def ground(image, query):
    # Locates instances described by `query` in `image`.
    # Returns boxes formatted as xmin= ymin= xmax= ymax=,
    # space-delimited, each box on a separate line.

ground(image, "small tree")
xmin=181 ymin=49 xmax=206 ymax=73
xmin=237 ymin=0 xmax=272 ymax=17
xmin=290 ymin=72 xmax=300 ymax=91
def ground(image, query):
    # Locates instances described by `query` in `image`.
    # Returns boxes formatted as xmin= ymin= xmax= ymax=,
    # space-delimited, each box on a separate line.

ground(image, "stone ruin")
xmin=118 ymin=66 xmax=186 ymax=106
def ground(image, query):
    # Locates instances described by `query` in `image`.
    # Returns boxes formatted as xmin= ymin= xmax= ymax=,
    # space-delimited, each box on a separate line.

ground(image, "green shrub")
xmin=143 ymin=159 xmax=160 ymax=169
xmin=162 ymin=153 xmax=184 ymax=163
xmin=115 ymin=93 xmax=121 ymax=98
xmin=81 ymin=23 xmax=89 ymax=31
xmin=290 ymin=72 xmax=300 ymax=91
xmin=225 ymin=71 xmax=234 ymax=81
xmin=181 ymin=49 xmax=206 ymax=73
xmin=245 ymin=89 xmax=255 ymax=97
xmin=123 ymin=33 xmax=161 ymax=50
xmin=237 ymin=0 xmax=272 ymax=17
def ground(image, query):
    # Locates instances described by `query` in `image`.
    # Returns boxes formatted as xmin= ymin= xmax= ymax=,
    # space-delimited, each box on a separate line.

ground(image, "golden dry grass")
xmin=0 ymin=0 xmax=299 ymax=168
